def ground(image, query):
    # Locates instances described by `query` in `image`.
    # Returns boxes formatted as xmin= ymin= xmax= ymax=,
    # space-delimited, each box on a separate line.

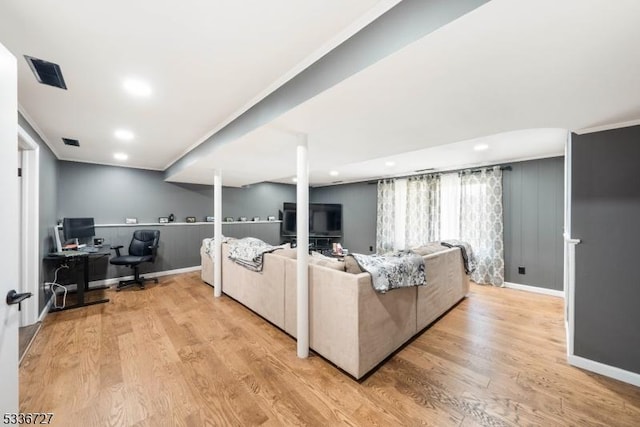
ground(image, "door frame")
xmin=17 ymin=125 xmax=39 ymax=326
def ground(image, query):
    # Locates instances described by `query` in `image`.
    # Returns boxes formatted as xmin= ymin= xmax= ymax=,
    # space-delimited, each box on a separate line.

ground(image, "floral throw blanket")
xmin=351 ymin=251 xmax=425 ymax=294
xmin=440 ymin=239 xmax=477 ymax=274
xmin=203 ymin=236 xmax=231 ymax=257
xmin=227 ymin=237 xmax=286 ymax=272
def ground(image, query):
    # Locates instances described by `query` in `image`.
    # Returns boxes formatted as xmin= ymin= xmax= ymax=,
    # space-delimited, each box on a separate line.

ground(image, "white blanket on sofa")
xmin=227 ymin=237 xmax=286 ymax=272
xmin=351 ymin=251 xmax=425 ymax=293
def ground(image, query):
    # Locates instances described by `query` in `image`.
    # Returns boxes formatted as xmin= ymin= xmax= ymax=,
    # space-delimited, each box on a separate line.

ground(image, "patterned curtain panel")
xmin=405 ymin=174 xmax=441 ymax=247
xmin=376 ymin=179 xmax=396 ymax=253
xmin=459 ymin=167 xmax=504 ymax=286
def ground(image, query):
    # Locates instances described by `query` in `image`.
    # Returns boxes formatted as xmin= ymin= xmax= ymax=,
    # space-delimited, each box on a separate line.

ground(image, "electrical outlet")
xmin=369 ymin=246 xmax=374 ymax=252
xmin=518 ymin=267 xmax=526 ymax=275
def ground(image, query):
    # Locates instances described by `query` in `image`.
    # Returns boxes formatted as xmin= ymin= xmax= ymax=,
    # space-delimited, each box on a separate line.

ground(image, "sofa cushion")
xmin=276 ymin=248 xmax=297 ymax=259
xmin=344 ymin=255 xmax=364 ymax=274
xmin=411 ymin=242 xmax=447 ymax=256
xmin=309 ymin=256 xmax=345 ymax=271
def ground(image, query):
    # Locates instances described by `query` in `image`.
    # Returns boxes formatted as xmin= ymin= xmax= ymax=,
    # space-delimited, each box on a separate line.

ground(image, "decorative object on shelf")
xmin=239 ymin=217 xmax=248 ymax=222
xmin=159 ymin=217 xmax=169 ymax=223
xmin=205 ymin=216 xmax=215 ymax=222
xmin=225 ymin=217 xmax=234 ymax=222
xmin=186 ymin=216 xmax=196 ymax=223
xmin=253 ymin=216 xmax=260 ymax=221
xmin=267 ymin=216 xmax=276 ymax=221
xmin=125 ymin=218 xmax=138 ymax=224
xmin=168 ymin=213 xmax=175 ymax=222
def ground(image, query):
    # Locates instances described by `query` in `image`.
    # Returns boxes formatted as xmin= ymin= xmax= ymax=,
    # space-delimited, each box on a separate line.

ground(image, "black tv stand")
xmin=282 ymin=235 xmax=342 ymax=251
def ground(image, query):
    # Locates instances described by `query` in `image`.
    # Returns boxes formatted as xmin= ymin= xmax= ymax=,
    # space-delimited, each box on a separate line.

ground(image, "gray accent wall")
xmin=503 ymin=157 xmax=564 ymax=290
xmin=310 ymin=182 xmax=377 ymax=254
xmin=58 ymin=161 xmax=294 ymax=223
xmin=18 ymin=113 xmax=59 ymax=314
xmin=309 ymin=158 xmax=565 ymax=289
xmin=55 ymin=161 xmax=293 ymax=282
xmin=571 ymin=126 xmax=640 ymax=375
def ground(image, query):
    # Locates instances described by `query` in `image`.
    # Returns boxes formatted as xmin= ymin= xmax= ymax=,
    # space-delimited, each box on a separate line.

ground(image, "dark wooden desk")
xmin=44 ymin=247 xmax=111 ymax=311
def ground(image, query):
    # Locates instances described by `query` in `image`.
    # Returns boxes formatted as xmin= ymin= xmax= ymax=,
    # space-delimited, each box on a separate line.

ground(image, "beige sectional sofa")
xmin=200 ymin=241 xmax=469 ymax=379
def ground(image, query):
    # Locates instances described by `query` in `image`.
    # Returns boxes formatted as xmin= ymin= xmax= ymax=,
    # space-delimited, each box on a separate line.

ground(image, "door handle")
xmin=6 ymin=289 xmax=32 ymax=305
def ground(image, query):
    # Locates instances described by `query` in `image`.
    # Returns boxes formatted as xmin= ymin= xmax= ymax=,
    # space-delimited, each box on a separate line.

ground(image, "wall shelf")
xmin=57 ymin=220 xmax=282 ymax=228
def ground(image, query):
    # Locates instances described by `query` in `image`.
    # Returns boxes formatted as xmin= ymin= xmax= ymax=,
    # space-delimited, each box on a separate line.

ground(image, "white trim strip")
xmin=568 ymin=354 xmax=640 ymax=388
xmin=88 ymin=266 xmax=202 ymax=287
xmin=503 ymin=282 xmax=564 ymax=298
xmin=38 ymin=294 xmax=54 ymax=322
xmin=575 ymin=118 xmax=640 ymax=135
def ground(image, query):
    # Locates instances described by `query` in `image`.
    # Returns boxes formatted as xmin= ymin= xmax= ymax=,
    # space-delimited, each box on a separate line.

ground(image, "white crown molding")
xmin=18 ymin=103 xmax=60 ymax=158
xmin=56 ymin=157 xmax=164 ymax=172
xmin=574 ymin=118 xmax=640 ymax=135
xmin=503 ymin=282 xmax=564 ymax=298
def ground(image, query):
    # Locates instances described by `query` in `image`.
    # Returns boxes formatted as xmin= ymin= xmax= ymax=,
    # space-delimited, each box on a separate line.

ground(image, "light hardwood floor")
xmin=20 ymin=272 xmax=640 ymax=426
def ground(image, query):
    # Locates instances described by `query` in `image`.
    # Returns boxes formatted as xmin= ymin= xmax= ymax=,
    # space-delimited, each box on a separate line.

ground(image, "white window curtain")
xmin=459 ymin=167 xmax=505 ymax=286
xmin=376 ymin=179 xmax=396 ymax=253
xmin=405 ymin=174 xmax=440 ymax=247
xmin=440 ymin=173 xmax=460 ymax=240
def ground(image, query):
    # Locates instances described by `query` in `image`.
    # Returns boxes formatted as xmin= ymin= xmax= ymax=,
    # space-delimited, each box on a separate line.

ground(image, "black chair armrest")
xmin=148 ymin=244 xmax=159 ymax=261
xmin=111 ymin=245 xmax=124 ymax=257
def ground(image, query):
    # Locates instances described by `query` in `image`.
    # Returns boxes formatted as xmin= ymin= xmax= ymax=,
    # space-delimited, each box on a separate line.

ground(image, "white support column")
xmin=296 ymin=135 xmax=309 ymax=358
xmin=213 ymin=169 xmax=223 ymax=298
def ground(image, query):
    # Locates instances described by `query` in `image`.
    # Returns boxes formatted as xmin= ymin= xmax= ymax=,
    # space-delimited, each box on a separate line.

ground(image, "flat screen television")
xmin=63 ymin=217 xmax=96 ymax=241
xmin=281 ymin=203 xmax=342 ymax=236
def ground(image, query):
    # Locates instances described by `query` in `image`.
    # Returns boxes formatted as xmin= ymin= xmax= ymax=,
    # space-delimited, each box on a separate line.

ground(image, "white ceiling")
xmin=3 ymin=0 xmax=640 ymax=187
xmin=0 ymin=0 xmax=397 ymax=170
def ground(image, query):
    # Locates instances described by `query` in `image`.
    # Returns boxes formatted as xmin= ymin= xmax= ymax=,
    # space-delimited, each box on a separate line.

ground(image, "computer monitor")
xmin=62 ymin=217 xmax=95 ymax=243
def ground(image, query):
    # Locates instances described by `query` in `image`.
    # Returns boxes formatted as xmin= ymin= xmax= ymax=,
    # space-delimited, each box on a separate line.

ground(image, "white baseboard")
xmin=504 ymin=281 xmax=564 ymax=298
xmin=568 ymin=354 xmax=640 ymax=388
xmin=89 ymin=265 xmax=202 ymax=288
xmin=38 ymin=294 xmax=54 ymax=322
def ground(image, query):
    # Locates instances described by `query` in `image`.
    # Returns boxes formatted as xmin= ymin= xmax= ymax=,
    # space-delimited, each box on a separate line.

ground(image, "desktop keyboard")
xmin=79 ymin=246 xmax=99 ymax=253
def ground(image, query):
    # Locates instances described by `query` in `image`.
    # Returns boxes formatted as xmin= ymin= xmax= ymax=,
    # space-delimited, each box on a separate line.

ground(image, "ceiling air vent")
xmin=62 ymin=138 xmax=80 ymax=147
xmin=24 ymin=55 xmax=68 ymax=89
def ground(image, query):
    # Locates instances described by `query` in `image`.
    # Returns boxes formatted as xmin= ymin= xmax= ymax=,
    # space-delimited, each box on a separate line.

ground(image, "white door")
xmin=0 ymin=41 xmax=20 ymax=413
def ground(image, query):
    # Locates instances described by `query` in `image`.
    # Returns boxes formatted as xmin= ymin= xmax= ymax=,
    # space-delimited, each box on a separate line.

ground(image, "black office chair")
xmin=110 ymin=230 xmax=160 ymax=291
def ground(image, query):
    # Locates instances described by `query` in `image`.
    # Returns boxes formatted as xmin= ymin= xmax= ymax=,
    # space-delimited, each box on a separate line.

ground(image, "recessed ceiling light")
xmin=114 ymin=152 xmax=128 ymax=161
xmin=123 ymin=78 xmax=152 ymax=97
xmin=474 ymin=144 xmax=489 ymax=151
xmin=329 ymin=170 xmax=339 ymax=177
xmin=114 ymin=129 xmax=134 ymax=141
xmin=385 ymin=161 xmax=396 ymax=167
xmin=292 ymin=177 xmax=298 ymax=183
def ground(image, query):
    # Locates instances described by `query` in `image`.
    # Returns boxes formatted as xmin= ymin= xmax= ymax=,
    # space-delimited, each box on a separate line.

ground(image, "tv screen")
xmin=63 ymin=217 xmax=95 ymax=240
xmin=281 ymin=203 xmax=342 ymax=236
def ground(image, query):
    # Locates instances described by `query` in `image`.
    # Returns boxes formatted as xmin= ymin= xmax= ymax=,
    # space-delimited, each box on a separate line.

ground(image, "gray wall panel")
xmin=310 ymin=182 xmax=377 ymax=254
xmin=572 ymin=126 xmax=640 ymax=374
xmin=503 ymin=157 xmax=564 ymax=290
xmin=57 ymin=161 xmax=295 ymax=224
xmin=19 ymin=113 xmax=59 ymax=313
xmin=222 ymin=184 xmax=295 ymax=221
xmin=54 ymin=161 xmax=291 ymax=282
